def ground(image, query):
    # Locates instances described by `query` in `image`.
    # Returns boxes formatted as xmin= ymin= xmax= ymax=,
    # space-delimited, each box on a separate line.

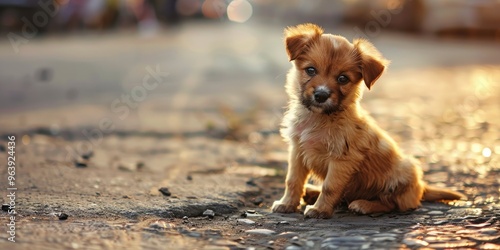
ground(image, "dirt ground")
xmin=1 ymin=21 xmax=500 ymax=249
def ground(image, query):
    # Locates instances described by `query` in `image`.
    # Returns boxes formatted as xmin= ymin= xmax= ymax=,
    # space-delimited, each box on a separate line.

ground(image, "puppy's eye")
xmin=337 ymin=75 xmax=350 ymax=85
xmin=305 ymin=67 xmax=317 ymax=76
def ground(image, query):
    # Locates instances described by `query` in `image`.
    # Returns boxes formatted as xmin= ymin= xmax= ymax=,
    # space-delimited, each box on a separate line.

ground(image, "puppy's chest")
xmin=294 ymin=121 xmax=348 ymax=159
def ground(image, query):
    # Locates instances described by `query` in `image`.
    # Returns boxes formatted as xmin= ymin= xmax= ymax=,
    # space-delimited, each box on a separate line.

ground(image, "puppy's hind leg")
xmin=348 ymin=200 xmax=395 ymax=214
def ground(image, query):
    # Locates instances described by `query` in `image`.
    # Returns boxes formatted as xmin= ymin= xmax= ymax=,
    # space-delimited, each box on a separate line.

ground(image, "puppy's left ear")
xmin=354 ymin=39 xmax=390 ymax=90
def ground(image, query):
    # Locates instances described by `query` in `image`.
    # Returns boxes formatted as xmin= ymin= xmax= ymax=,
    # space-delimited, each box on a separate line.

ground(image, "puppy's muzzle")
xmin=313 ymin=89 xmax=330 ymax=104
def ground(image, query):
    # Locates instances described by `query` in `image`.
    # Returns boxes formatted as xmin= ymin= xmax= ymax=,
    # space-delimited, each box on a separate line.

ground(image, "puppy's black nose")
xmin=313 ymin=90 xmax=330 ymax=103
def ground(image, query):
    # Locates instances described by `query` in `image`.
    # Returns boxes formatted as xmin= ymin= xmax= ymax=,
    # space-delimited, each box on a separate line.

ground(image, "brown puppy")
xmin=271 ymin=23 xmax=465 ymax=219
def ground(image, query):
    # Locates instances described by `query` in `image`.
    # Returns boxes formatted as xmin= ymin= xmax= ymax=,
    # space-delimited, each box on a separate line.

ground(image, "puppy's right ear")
xmin=284 ymin=23 xmax=323 ymax=61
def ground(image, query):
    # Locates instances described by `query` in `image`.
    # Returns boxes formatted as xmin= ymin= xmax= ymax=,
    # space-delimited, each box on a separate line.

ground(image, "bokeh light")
xmin=176 ymin=0 xmax=202 ymax=17
xmin=202 ymin=0 xmax=226 ymax=19
xmin=482 ymin=147 xmax=492 ymax=158
xmin=227 ymin=0 xmax=253 ymax=23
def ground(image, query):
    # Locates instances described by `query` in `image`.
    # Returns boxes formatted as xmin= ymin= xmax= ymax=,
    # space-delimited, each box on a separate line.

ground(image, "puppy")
xmin=271 ymin=23 xmax=465 ymax=219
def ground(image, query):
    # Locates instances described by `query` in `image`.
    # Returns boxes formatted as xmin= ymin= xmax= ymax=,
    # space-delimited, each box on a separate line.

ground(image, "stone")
xmin=237 ymin=219 xmax=255 ymax=225
xmin=203 ymin=209 xmax=215 ymax=219
xmin=149 ymin=220 xmax=175 ymax=230
xmin=479 ymin=228 xmax=498 ymax=235
xmin=480 ymin=243 xmax=500 ymax=249
xmin=402 ymin=239 xmax=429 ymax=247
xmin=74 ymin=160 xmax=87 ymax=168
xmin=278 ymin=232 xmax=299 ymax=238
xmin=427 ymin=240 xmax=476 ymax=249
xmin=285 ymin=246 xmax=303 ymax=250
xmin=252 ymin=197 xmax=263 ymax=206
xmin=245 ymin=229 xmax=276 ymax=236
xmin=373 ymin=233 xmax=398 ymax=237
xmin=466 ymin=222 xmax=491 ymax=228
xmin=322 ymin=236 xmax=367 ymax=244
xmin=58 ymin=213 xmax=68 ymax=220
xmin=427 ymin=210 xmax=444 ymax=215
xmin=158 ymin=187 xmax=171 ymax=196
xmin=372 ymin=237 xmax=397 ymax=242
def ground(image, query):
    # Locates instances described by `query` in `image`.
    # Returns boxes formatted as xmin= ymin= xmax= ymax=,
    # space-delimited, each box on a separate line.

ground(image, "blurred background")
xmin=1 ymin=0 xmax=499 ymax=36
xmin=0 ymin=0 xmax=499 ymax=140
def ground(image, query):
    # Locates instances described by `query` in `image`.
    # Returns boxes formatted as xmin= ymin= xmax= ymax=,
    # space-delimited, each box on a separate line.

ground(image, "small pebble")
xmin=74 ymin=160 xmax=87 ymax=168
xmin=81 ymin=151 xmax=94 ymax=160
xmin=433 ymin=219 xmax=448 ymax=225
xmin=402 ymin=239 xmax=429 ymax=247
xmin=149 ymin=220 xmax=174 ymax=229
xmin=480 ymin=243 xmax=500 ymax=249
xmin=2 ymin=204 xmax=9 ymax=212
xmin=285 ymin=246 xmax=303 ymax=250
xmin=184 ymin=231 xmax=202 ymax=238
xmin=278 ymin=232 xmax=299 ymax=238
xmin=372 ymin=236 xmax=396 ymax=242
xmin=305 ymin=241 xmax=315 ymax=248
xmin=212 ymin=239 xmax=242 ymax=247
xmin=245 ymin=229 xmax=276 ymax=236
xmin=479 ymin=228 xmax=498 ymax=235
xmin=427 ymin=211 xmax=444 ymax=215
xmin=469 ymin=217 xmax=490 ymax=224
xmin=237 ymin=219 xmax=255 ymax=225
xmin=277 ymin=221 xmax=290 ymax=225
xmin=203 ymin=209 xmax=215 ymax=219
xmin=158 ymin=187 xmax=171 ymax=196
xmin=136 ymin=162 xmax=145 ymax=170
xmin=373 ymin=233 xmax=398 ymax=237
xmin=322 ymin=236 xmax=366 ymax=244
xmin=186 ymin=175 xmax=193 ymax=181
xmin=427 ymin=240 xmax=476 ymax=249
xmin=466 ymin=222 xmax=491 ymax=228
xmin=246 ymin=179 xmax=257 ymax=186
xmin=246 ymin=213 xmax=263 ymax=218
xmin=58 ymin=213 xmax=69 ymax=220
xmin=253 ymin=197 xmax=264 ymax=206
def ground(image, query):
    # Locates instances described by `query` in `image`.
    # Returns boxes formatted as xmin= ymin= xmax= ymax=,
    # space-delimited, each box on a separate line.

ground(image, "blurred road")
xmin=0 ymin=20 xmax=499 ymax=132
xmin=0 ymin=20 xmax=500 ymax=249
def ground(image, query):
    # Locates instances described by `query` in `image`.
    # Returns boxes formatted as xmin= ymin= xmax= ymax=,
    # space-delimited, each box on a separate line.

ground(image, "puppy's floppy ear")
xmin=284 ymin=23 xmax=323 ymax=61
xmin=354 ymin=38 xmax=390 ymax=90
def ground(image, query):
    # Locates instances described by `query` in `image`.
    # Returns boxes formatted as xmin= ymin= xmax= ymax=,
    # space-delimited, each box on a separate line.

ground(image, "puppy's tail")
xmin=423 ymin=185 xmax=466 ymax=201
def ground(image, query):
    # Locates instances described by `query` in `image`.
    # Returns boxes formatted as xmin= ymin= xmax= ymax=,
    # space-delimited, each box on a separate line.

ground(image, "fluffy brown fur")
xmin=271 ymin=23 xmax=465 ymax=219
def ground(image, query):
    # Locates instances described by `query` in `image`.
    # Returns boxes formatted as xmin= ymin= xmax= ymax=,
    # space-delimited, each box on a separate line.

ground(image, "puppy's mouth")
xmin=301 ymin=96 xmax=342 ymax=115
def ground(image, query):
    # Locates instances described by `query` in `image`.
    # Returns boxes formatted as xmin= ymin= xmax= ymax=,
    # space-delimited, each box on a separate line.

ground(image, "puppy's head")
xmin=284 ymin=23 xmax=389 ymax=115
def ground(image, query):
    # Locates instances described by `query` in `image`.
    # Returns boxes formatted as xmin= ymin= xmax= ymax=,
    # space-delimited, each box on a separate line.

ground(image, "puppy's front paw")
xmin=304 ymin=205 xmax=333 ymax=219
xmin=271 ymin=201 xmax=299 ymax=213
